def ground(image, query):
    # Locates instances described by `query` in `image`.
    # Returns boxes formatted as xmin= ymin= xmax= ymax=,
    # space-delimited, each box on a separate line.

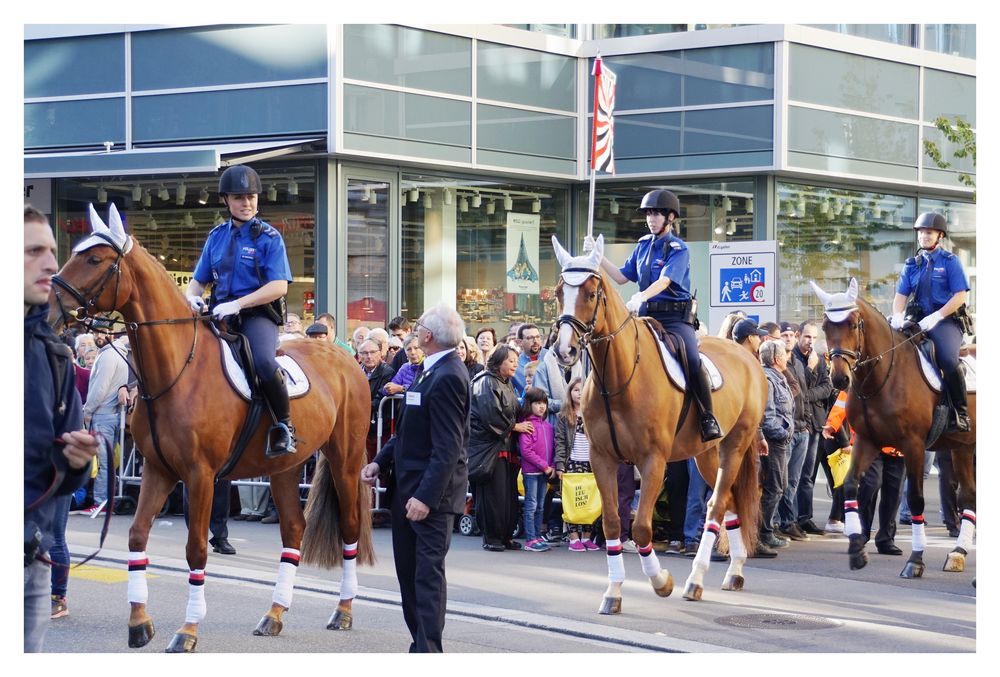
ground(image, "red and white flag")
xmin=590 ymin=55 xmax=617 ymax=175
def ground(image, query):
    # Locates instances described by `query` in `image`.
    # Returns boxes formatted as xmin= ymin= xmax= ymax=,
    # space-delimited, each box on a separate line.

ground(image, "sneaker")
xmin=684 ymin=540 xmax=700 ymax=558
xmin=780 ymin=523 xmax=810 ymax=541
xmin=582 ymin=539 xmax=600 ymax=551
xmin=542 ymin=531 xmax=563 ymax=546
xmin=81 ymin=502 xmax=107 ymax=518
xmin=664 ymin=540 xmax=683 ymax=555
xmin=526 ymin=539 xmax=551 ymax=552
xmin=621 ymin=539 xmax=638 ymax=554
xmin=825 ymin=520 xmax=845 ymax=534
xmin=799 ymin=519 xmax=825 ymax=535
xmin=568 ymin=540 xmax=586 ymax=552
xmin=50 ymin=595 xmax=68 ymax=620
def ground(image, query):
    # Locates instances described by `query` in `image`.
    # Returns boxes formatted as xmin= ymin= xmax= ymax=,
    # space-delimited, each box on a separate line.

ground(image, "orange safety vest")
xmin=825 ymin=391 xmax=901 ymax=457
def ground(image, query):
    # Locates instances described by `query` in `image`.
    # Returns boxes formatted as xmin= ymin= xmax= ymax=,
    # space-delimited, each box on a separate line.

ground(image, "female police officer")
xmin=890 ymin=211 xmax=971 ymax=432
xmin=185 ymin=165 xmax=297 ymax=456
xmin=586 ymin=189 xmax=721 ymax=441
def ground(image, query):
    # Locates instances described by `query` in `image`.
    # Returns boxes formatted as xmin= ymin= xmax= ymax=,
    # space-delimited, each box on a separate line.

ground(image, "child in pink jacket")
xmin=518 ymin=388 xmax=556 ymax=552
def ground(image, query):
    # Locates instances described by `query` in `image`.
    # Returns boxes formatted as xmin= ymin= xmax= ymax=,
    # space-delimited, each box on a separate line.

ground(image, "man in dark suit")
xmin=362 ymin=304 xmax=470 ymax=653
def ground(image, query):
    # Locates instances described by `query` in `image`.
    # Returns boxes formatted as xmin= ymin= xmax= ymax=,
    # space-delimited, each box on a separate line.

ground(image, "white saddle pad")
xmin=219 ymin=337 xmax=310 ymax=401
xmin=918 ymin=352 xmax=976 ymax=393
xmin=654 ymin=339 xmax=723 ymax=392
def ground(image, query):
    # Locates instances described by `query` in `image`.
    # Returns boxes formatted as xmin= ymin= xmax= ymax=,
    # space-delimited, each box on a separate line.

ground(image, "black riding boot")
xmin=260 ymin=368 xmax=297 ymax=458
xmin=942 ymin=368 xmax=971 ymax=433
xmin=693 ymin=366 xmax=723 ymax=442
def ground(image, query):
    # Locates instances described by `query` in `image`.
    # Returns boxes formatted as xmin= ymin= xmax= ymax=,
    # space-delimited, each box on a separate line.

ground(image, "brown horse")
xmin=551 ymin=235 xmax=766 ymax=610
xmin=812 ymin=279 xmax=976 ymax=578
xmin=50 ymin=205 xmax=374 ymax=652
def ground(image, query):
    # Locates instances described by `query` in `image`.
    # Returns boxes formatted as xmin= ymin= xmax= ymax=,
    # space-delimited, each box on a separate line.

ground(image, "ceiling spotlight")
xmin=182 ymin=212 xmax=195 ymax=227
xmin=368 ymin=191 xmax=377 ymax=205
xmin=132 ymin=185 xmax=143 ymax=202
xmin=819 ymin=200 xmax=829 ymax=215
xmin=176 ymin=182 xmax=187 ymax=205
xmin=843 ymin=201 xmax=853 ymax=217
xmin=531 ymin=198 xmax=541 ymax=213
xmin=362 ymin=186 xmax=372 ymax=203
xmin=459 ymin=197 xmax=469 ymax=213
xmin=198 ymin=187 xmax=210 ymax=205
xmin=96 ymin=185 xmax=107 ymax=203
xmin=832 ymin=200 xmax=843 ymax=216
xmin=726 ymin=219 xmax=737 ymax=236
xmin=796 ymin=196 xmax=806 ymax=214
xmin=423 ymin=193 xmax=433 ymax=209
xmin=443 ymin=188 xmax=453 ymax=206
xmin=142 ymin=190 xmax=151 ymax=208
xmin=609 ymin=199 xmax=619 ymax=215
xmin=471 ymin=193 xmax=482 ymax=209
xmin=147 ymin=215 xmax=158 ymax=231
xmin=267 ymin=184 xmax=278 ymax=202
xmin=714 ymin=225 xmax=724 ymax=235
xmin=722 ymin=196 xmax=732 ymax=212
xmin=213 ymin=211 xmax=225 ymax=225
xmin=746 ymin=197 xmax=754 ymax=214
xmin=408 ymin=188 xmax=419 ymax=203
xmin=288 ymin=179 xmax=299 ymax=197
xmin=486 ymin=200 xmax=496 ymax=215
xmin=503 ymin=194 xmax=513 ymax=211
xmin=158 ymin=185 xmax=169 ymax=201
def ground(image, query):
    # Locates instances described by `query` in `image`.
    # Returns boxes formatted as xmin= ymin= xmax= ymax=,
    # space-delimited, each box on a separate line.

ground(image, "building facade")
xmin=24 ymin=23 xmax=976 ymax=337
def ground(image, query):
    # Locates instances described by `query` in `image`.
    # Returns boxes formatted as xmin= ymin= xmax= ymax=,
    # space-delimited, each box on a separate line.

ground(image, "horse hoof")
xmin=598 ymin=596 xmax=622 ymax=615
xmin=721 ymin=575 xmax=744 ymax=591
xmin=682 ymin=583 xmax=703 ymax=601
xmin=327 ymin=609 xmax=353 ymax=630
xmin=900 ymin=561 xmax=925 ymax=579
xmin=943 ymin=552 xmax=966 ymax=573
xmin=651 ymin=571 xmax=673 ymax=597
xmin=127 ymin=620 xmax=155 ymax=648
xmin=253 ymin=615 xmax=283 ymax=636
xmin=849 ymin=551 xmax=868 ymax=570
xmin=164 ymin=632 xmax=197 ymax=653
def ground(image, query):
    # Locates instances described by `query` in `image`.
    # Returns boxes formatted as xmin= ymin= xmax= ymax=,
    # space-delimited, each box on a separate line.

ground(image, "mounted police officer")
xmin=890 ymin=212 xmax=971 ymax=432
xmin=186 ymin=165 xmax=297 ymax=457
xmin=586 ymin=189 xmax=722 ymax=442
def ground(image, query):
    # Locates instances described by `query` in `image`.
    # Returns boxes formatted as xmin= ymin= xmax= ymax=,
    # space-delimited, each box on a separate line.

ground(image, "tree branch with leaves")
xmin=923 ymin=116 xmax=976 ymax=201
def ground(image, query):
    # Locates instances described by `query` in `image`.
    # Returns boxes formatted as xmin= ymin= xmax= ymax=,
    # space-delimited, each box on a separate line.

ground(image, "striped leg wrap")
xmin=637 ymin=541 xmax=661 ymax=577
xmin=910 ymin=515 xmax=927 ymax=552
xmin=722 ymin=515 xmax=745 ymax=561
xmin=340 ymin=542 xmax=359 ymax=600
xmin=844 ymin=500 xmax=862 ymax=535
xmin=127 ymin=551 xmax=149 ymax=604
xmin=605 ymin=538 xmax=623 ymax=556
xmin=185 ymin=569 xmax=207 ymax=624
xmin=957 ymin=510 xmax=976 ymax=551
xmin=272 ymin=548 xmax=300 ymax=609
xmin=604 ymin=538 xmax=626 ymax=581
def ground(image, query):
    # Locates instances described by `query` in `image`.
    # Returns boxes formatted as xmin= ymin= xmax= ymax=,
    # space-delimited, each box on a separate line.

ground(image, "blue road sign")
xmin=719 ymin=267 xmax=766 ymax=304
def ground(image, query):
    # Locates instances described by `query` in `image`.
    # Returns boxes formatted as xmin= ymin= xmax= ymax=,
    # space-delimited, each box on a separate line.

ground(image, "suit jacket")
xmin=365 ymin=361 xmax=396 ymax=433
xmin=374 ymin=350 xmax=470 ymax=514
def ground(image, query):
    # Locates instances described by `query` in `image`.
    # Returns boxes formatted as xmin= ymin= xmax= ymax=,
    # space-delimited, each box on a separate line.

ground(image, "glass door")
xmin=341 ymin=169 xmax=395 ymax=335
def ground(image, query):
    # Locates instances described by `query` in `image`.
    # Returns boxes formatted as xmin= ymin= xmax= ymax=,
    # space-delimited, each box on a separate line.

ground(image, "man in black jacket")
xmin=359 ymin=338 xmax=396 ymax=463
xmin=362 ymin=304 xmax=470 ymax=653
xmin=24 ymin=206 xmax=100 ymax=651
xmin=787 ymin=321 xmax=833 ymax=535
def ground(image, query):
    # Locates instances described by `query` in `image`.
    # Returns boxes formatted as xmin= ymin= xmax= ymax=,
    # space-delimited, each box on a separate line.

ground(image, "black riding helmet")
xmin=913 ymin=211 xmax=947 ymax=236
xmin=639 ymin=189 xmax=680 ymax=219
xmin=218 ymin=165 xmax=263 ymax=196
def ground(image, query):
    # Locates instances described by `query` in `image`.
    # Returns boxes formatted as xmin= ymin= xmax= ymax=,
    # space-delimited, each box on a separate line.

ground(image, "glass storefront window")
xmin=805 ymin=24 xmax=917 ymax=47
xmin=54 ymin=164 xmax=316 ymax=321
xmin=346 ymin=179 xmax=390 ymax=332
xmin=502 ymin=24 xmax=577 ymax=38
xmin=400 ymin=174 xmax=569 ymax=338
xmin=924 ymin=24 xmax=975 ymax=59
xmin=917 ymin=198 xmax=976 ymax=318
xmin=776 ymin=182 xmax=916 ymax=323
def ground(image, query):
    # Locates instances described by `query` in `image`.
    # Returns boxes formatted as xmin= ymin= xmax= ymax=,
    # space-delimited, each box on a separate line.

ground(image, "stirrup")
xmin=265 ymin=422 xmax=297 ymax=458
xmin=700 ymin=414 xmax=722 ymax=442
xmin=947 ymin=413 xmax=971 ymax=433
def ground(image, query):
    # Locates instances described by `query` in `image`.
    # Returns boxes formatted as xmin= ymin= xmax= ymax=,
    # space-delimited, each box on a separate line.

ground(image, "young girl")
xmin=555 ymin=377 xmax=599 ymax=551
xmin=518 ymin=388 xmax=556 ymax=552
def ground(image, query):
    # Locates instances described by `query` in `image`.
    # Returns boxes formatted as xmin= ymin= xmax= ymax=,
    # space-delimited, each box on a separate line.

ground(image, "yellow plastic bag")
xmin=516 ymin=470 xmax=524 ymax=497
xmin=827 ymin=449 xmax=851 ymax=489
xmin=561 ymin=472 xmax=602 ymax=524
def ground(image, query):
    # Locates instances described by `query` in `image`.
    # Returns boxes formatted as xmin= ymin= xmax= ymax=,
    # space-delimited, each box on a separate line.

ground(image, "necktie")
xmin=216 ymin=226 xmax=239 ymax=300
xmin=640 ymin=240 xmax=657 ymax=290
xmin=917 ymin=252 xmax=934 ymax=309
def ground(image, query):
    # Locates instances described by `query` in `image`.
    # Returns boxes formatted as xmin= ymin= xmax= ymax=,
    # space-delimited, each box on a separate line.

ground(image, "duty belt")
xmin=646 ymin=300 xmax=691 ymax=314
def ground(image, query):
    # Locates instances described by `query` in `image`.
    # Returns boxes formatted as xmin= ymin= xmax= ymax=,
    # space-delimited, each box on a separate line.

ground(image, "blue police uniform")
xmin=896 ymin=247 xmax=969 ymax=374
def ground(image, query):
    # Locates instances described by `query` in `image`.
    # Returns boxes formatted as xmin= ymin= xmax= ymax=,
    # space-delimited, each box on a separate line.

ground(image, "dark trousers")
xmin=183 ymin=479 xmax=231 ymax=540
xmin=935 ymin=450 xmax=960 ymax=530
xmin=616 ymin=462 xmax=637 ymax=541
xmin=475 ymin=460 xmax=519 ymax=546
xmin=390 ymin=499 xmax=453 ymax=653
xmin=760 ymin=437 xmax=790 ymax=535
xmin=857 ymin=453 xmax=904 ymax=546
xmin=49 ymin=494 xmax=71 ymax=597
xmin=665 ymin=460 xmax=689 ymax=542
xmin=820 ymin=437 xmax=846 ymax=522
xmin=236 ymin=312 xmax=280 ymax=376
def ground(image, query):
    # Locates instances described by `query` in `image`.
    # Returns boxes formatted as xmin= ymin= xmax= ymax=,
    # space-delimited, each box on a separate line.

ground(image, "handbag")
xmin=827 ymin=449 xmax=851 ymax=489
xmin=561 ymin=472 xmax=602 ymax=525
xmin=467 ymin=444 xmax=499 ymax=483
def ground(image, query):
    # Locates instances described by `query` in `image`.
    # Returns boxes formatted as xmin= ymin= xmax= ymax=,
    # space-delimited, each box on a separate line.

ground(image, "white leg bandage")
xmin=910 ymin=517 xmax=927 ymax=552
xmin=184 ymin=569 xmax=207 ymax=624
xmin=272 ymin=548 xmax=300 ymax=609
xmin=957 ymin=510 xmax=976 ymax=552
xmin=844 ymin=500 xmax=862 ymax=536
xmin=638 ymin=543 xmax=662 ymax=578
xmin=695 ymin=524 xmax=719 ymax=568
xmin=127 ymin=551 xmax=149 ymax=605
xmin=722 ymin=516 xmax=745 ymax=561
xmin=339 ymin=542 xmax=359 ymax=600
xmin=603 ymin=538 xmax=626 ymax=582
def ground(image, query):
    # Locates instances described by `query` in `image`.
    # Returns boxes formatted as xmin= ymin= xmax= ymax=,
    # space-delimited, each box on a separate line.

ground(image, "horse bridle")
xmin=51 ymin=232 xmax=126 ymax=330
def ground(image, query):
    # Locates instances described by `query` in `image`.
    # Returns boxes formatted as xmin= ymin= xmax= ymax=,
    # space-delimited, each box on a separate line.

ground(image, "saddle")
xmin=640 ymin=319 xmax=723 ymax=392
xmin=903 ymin=326 xmax=976 ymax=394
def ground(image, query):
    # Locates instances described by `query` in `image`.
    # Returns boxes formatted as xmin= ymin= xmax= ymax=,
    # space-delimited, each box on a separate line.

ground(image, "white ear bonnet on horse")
xmin=551 ymin=234 xmax=604 ymax=286
xmin=73 ymin=203 xmax=133 ymax=255
xmin=810 ymin=278 xmax=858 ymax=323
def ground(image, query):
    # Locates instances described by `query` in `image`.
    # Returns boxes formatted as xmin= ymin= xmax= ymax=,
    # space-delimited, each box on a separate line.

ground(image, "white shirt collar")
xmin=421 ymin=348 xmax=455 ymax=374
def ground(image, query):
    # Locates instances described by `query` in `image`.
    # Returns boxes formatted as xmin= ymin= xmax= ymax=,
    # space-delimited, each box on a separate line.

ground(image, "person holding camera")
xmin=24 ymin=205 xmax=100 ymax=651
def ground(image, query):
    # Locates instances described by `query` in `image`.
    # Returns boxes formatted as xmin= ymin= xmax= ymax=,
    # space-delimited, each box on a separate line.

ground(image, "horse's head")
xmin=810 ymin=278 xmax=861 ymax=390
xmin=551 ymin=234 xmax=608 ymax=366
xmin=50 ymin=203 xmax=135 ymax=327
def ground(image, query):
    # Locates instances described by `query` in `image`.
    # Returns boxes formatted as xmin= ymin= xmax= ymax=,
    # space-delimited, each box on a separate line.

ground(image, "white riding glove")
xmin=582 ymin=234 xmax=596 ymax=253
xmin=889 ymin=312 xmax=905 ymax=330
xmin=918 ymin=310 xmax=943 ymax=333
xmin=625 ymin=292 xmax=645 ymax=314
xmin=212 ymin=300 xmax=242 ymax=320
xmin=187 ymin=295 xmax=206 ymax=313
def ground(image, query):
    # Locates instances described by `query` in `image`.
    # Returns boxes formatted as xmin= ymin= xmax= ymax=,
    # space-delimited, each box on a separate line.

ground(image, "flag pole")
xmin=586 ymin=53 xmax=601 ymax=245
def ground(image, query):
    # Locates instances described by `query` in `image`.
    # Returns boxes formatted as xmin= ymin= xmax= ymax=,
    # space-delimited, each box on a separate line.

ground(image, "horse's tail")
xmin=731 ymin=443 xmax=761 ymax=555
xmin=300 ymin=455 xmax=376 ymax=568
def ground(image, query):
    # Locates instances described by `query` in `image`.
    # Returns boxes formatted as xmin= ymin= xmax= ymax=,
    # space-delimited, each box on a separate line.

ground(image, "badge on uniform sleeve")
xmin=406 ymin=391 xmax=422 ymax=406
xmin=669 ymin=241 xmax=683 ymax=250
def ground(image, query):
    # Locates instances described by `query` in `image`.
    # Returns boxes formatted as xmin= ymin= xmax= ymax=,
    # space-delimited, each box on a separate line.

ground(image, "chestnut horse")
xmin=551 ymin=236 xmax=766 ymax=611
xmin=812 ymin=279 xmax=976 ymax=578
xmin=50 ymin=205 xmax=374 ymax=652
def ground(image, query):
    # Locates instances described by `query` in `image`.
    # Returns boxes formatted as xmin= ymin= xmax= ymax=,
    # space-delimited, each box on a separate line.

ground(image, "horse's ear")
xmin=108 ymin=203 xmax=126 ymax=237
xmin=809 ymin=280 xmax=831 ymax=306
xmin=587 ymin=234 xmax=605 ymax=267
xmin=847 ymin=277 xmax=858 ymax=302
xmin=551 ymin=235 xmax=572 ymax=269
xmin=88 ymin=203 xmax=109 ymax=233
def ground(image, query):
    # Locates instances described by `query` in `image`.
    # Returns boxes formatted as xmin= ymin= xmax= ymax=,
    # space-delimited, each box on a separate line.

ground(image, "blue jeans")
xmin=24 ymin=560 xmax=49 ymax=652
xmin=89 ymin=412 xmax=120 ymax=504
xmin=795 ymin=431 xmax=822 ymax=525
xmin=49 ymin=494 xmax=71 ymax=597
xmin=779 ymin=431 xmax=810 ymax=527
xmin=683 ymin=457 xmax=710 ymax=543
xmin=522 ymin=473 xmax=548 ymax=542
xmin=760 ymin=437 xmax=790 ymax=536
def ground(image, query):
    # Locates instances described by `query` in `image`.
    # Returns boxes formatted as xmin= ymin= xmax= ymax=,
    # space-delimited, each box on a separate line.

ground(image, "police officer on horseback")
xmin=890 ymin=212 xmax=971 ymax=433
xmin=186 ymin=165 xmax=297 ymax=457
xmin=586 ymin=189 xmax=722 ymax=442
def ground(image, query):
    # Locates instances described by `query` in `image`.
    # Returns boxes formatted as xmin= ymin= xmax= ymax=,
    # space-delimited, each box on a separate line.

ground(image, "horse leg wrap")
xmin=127 ymin=551 xmax=149 ymax=605
xmin=184 ymin=570 xmax=207 ymax=624
xmin=604 ymin=539 xmax=626 ymax=582
xmin=638 ymin=544 xmax=662 ymax=578
xmin=910 ymin=516 xmax=927 ymax=552
xmin=340 ymin=542 xmax=359 ymax=600
xmin=722 ymin=516 xmax=745 ymax=561
xmin=272 ymin=548 xmax=300 ymax=609
xmin=844 ymin=501 xmax=862 ymax=536
xmin=957 ymin=511 xmax=976 ymax=552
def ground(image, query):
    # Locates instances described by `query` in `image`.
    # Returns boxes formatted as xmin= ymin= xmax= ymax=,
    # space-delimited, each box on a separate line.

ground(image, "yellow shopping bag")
xmin=516 ymin=470 xmax=524 ymax=497
xmin=561 ymin=472 xmax=602 ymax=524
xmin=827 ymin=449 xmax=851 ymax=489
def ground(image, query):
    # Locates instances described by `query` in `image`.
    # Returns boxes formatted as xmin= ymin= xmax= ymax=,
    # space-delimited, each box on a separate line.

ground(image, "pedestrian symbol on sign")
xmin=720 ymin=267 xmax=766 ymax=304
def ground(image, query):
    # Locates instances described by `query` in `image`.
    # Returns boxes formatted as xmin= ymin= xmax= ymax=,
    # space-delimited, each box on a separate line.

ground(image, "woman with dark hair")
xmin=456 ymin=336 xmax=485 ymax=378
xmin=475 ymin=327 xmax=497 ymax=364
xmin=468 ymin=345 xmax=533 ymax=551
